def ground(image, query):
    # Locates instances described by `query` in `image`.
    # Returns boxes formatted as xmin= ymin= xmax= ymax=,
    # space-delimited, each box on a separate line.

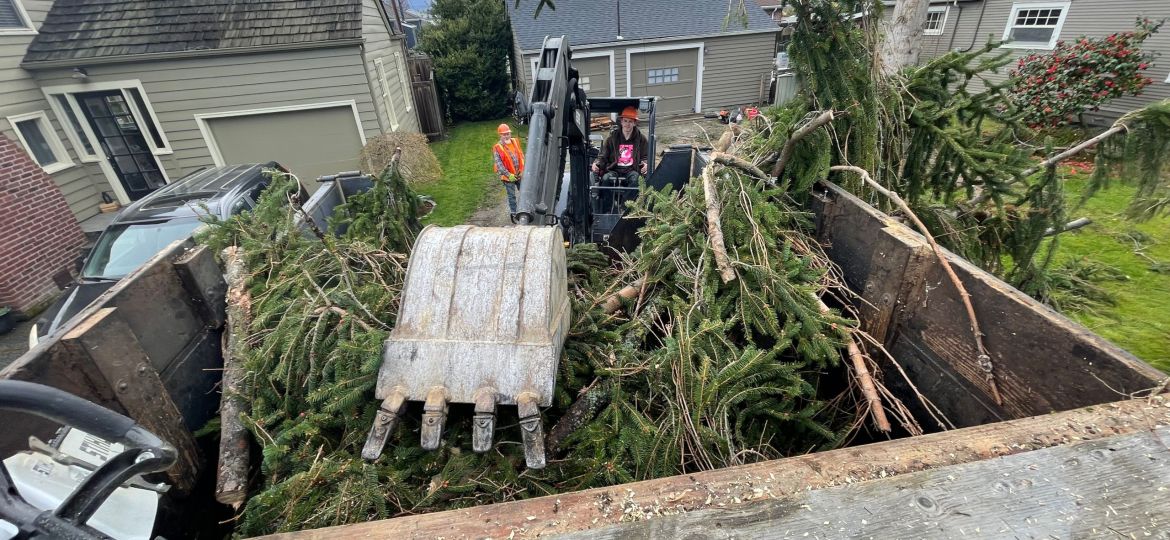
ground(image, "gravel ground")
xmin=465 ymin=113 xmax=729 ymax=226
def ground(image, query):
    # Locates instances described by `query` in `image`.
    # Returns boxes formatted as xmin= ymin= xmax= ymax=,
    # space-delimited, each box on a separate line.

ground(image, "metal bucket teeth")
xmin=360 ymin=225 xmax=569 ymax=466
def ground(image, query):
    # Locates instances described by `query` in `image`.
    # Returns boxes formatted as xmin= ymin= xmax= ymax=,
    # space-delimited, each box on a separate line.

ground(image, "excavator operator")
xmin=591 ymin=106 xmax=649 ymax=187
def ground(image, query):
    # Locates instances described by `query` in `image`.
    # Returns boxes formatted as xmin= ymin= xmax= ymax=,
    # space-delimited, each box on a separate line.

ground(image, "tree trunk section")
xmin=879 ymin=0 xmax=932 ymax=77
xmin=217 ymin=246 xmax=252 ymax=509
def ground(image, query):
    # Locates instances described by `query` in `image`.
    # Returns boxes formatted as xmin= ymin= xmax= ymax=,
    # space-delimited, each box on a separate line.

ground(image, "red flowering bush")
xmin=1009 ymin=18 xmax=1163 ymax=127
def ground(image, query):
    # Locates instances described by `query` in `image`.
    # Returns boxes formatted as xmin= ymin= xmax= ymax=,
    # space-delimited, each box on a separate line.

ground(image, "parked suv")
xmin=30 ymin=162 xmax=289 ymax=345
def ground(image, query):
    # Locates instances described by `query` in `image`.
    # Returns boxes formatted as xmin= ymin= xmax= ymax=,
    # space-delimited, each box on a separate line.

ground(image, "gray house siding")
xmin=360 ymin=0 xmax=419 ymax=133
xmin=890 ymin=0 xmax=1170 ymax=122
xmin=519 ymin=30 xmax=777 ymax=114
xmin=30 ymin=46 xmax=383 ymax=191
xmin=1 ymin=0 xmax=102 ymax=220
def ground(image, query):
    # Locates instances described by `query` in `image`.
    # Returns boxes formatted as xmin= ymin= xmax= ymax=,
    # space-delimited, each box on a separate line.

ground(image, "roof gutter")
xmin=20 ymin=38 xmax=366 ymax=70
xmin=518 ymin=27 xmax=780 ymax=55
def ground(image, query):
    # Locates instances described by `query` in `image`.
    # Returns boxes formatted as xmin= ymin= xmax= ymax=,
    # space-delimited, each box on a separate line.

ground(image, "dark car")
xmin=30 ymin=162 xmax=287 ymax=345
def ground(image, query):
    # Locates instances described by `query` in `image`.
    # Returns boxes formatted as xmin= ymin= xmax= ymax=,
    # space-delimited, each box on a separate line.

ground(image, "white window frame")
xmin=6 ymin=110 xmax=74 ymax=174
xmin=0 ymin=0 xmax=36 ymax=35
xmin=374 ymin=58 xmax=401 ymax=131
xmin=44 ymin=94 xmax=100 ymax=163
xmin=41 ymin=80 xmax=174 ymax=205
xmin=40 ymin=80 xmax=173 ymax=156
xmin=924 ymin=6 xmax=949 ymax=36
xmin=393 ymin=50 xmax=413 ymax=113
xmin=1001 ymin=2 xmax=1071 ymax=50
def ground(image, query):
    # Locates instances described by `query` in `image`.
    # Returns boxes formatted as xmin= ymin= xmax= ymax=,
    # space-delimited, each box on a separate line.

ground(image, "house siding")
xmin=519 ymin=31 xmax=777 ymax=114
xmin=29 ymin=46 xmax=384 ymax=187
xmin=360 ymin=0 xmax=419 ymax=134
xmin=906 ymin=0 xmax=1170 ymax=122
xmin=1 ymin=0 xmax=102 ymax=220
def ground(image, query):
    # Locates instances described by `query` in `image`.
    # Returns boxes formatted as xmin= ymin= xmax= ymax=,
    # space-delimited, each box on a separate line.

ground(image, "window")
xmin=924 ymin=7 xmax=948 ymax=36
xmin=647 ymin=67 xmax=679 ymax=85
xmin=579 ymin=76 xmax=592 ymax=92
xmin=41 ymin=80 xmax=173 ymax=161
xmin=1002 ymin=2 xmax=1070 ymax=49
xmin=50 ymin=94 xmax=98 ymax=160
xmin=0 ymin=0 xmax=34 ymax=34
xmin=7 ymin=111 xmax=73 ymax=173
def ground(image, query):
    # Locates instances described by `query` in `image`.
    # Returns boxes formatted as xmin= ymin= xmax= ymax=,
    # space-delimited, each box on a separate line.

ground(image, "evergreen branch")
xmin=771 ymin=110 xmax=837 ymax=178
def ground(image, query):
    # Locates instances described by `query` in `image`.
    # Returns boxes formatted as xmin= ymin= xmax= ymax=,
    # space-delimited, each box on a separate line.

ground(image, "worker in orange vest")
xmin=492 ymin=123 xmax=524 ymax=215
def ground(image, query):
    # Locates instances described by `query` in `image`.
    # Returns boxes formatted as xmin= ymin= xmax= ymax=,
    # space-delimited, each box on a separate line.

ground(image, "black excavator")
xmin=359 ymin=35 xmax=704 ymax=469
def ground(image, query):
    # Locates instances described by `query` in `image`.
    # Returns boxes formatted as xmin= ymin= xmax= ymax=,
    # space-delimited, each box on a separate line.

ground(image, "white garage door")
xmin=204 ymin=104 xmax=365 ymax=185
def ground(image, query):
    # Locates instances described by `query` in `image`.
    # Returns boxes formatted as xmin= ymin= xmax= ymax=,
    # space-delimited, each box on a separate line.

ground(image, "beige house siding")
xmin=519 ymin=30 xmax=778 ymax=115
xmin=895 ymin=0 xmax=1170 ymax=122
xmin=360 ymin=0 xmax=419 ymax=134
xmin=29 ymin=46 xmax=383 ymax=195
xmin=1 ymin=0 xmax=102 ymax=220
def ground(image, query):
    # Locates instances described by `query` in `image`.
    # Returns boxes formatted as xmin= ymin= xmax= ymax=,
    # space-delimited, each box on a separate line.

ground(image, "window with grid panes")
xmin=1003 ymin=3 xmax=1068 ymax=48
xmin=924 ymin=7 xmax=947 ymax=36
xmin=647 ymin=67 xmax=679 ymax=85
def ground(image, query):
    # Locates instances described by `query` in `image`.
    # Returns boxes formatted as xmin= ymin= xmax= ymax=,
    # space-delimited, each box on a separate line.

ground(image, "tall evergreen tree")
xmin=419 ymin=0 xmax=513 ymax=122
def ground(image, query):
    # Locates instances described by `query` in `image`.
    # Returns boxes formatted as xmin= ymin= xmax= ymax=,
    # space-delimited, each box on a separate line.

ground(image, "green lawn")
xmin=1052 ymin=175 xmax=1170 ymax=371
xmin=417 ymin=119 xmax=517 ymax=226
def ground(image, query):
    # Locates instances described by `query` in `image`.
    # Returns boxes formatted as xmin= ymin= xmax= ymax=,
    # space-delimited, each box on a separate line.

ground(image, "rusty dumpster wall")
xmin=0 ymin=240 xmax=224 ymax=494
xmin=811 ymin=182 xmax=1164 ymax=427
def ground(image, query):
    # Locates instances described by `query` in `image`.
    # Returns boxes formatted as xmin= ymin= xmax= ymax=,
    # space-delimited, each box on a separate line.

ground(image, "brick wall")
xmin=0 ymin=134 xmax=86 ymax=315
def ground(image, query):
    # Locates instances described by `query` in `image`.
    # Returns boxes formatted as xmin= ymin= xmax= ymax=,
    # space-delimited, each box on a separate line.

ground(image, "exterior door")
xmin=630 ymin=48 xmax=700 ymax=115
xmin=78 ymin=90 xmax=167 ymax=201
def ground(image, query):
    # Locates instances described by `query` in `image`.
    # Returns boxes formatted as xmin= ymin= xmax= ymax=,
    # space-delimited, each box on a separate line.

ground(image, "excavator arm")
xmin=515 ymin=36 xmax=593 ymax=243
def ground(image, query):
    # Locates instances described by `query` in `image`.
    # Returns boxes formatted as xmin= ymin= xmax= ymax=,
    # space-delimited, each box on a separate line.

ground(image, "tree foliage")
xmin=419 ymin=0 xmax=513 ymax=122
xmin=1009 ymin=18 xmax=1163 ymax=127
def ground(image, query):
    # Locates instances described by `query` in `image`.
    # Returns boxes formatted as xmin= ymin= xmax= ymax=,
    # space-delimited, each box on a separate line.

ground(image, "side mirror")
xmin=512 ymin=90 xmax=532 ymax=125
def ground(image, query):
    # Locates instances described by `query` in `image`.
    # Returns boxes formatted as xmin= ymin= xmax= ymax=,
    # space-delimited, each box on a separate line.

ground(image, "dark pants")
xmin=593 ymin=170 xmax=643 ymax=213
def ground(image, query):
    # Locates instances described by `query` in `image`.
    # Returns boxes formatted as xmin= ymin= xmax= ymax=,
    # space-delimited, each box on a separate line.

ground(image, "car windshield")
xmin=82 ymin=220 xmax=202 ymax=279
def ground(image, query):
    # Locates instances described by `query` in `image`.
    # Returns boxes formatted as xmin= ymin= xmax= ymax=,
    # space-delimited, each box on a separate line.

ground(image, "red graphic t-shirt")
xmin=617 ymin=144 xmax=634 ymax=167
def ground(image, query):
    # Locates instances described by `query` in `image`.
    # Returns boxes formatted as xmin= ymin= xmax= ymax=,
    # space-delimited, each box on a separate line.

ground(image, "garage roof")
xmin=508 ymin=0 xmax=778 ymax=52
xmin=23 ymin=0 xmax=364 ymax=65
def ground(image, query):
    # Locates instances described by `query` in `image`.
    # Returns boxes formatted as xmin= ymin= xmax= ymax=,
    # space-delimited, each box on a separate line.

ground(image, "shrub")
xmin=1009 ymin=18 xmax=1163 ymax=127
xmin=359 ymin=132 xmax=443 ymax=184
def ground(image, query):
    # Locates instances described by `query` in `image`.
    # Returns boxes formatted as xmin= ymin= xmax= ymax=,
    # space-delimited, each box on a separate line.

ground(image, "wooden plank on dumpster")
xmin=62 ymin=307 xmax=200 ymax=495
xmin=259 ymin=397 xmax=1170 ymax=540
xmin=173 ymin=244 xmax=227 ymax=330
xmin=563 ymin=426 xmax=1170 ymax=539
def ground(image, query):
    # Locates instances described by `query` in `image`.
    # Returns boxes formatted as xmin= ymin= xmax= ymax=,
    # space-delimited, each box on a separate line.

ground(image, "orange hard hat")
xmin=619 ymin=106 xmax=638 ymax=121
xmin=497 ymin=123 xmax=511 ymax=135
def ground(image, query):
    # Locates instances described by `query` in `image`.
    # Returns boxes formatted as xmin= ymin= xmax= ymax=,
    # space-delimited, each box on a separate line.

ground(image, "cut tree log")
xmin=702 ymin=164 xmax=736 ymax=283
xmin=812 ymin=296 xmax=891 ymax=432
xmin=217 ymin=246 xmax=252 ymax=509
xmin=545 ymin=379 xmax=614 ymax=456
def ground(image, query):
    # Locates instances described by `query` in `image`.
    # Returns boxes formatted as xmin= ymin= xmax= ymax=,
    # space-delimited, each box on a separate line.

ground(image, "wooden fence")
xmin=408 ymin=55 xmax=445 ymax=140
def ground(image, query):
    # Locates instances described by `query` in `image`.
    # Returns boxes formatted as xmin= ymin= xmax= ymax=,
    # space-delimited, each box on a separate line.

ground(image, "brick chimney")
xmin=0 ymin=134 xmax=86 ymax=315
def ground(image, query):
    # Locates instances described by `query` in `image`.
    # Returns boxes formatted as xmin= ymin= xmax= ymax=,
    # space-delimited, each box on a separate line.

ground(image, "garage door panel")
xmin=630 ymin=48 xmax=699 ymax=115
xmin=574 ymin=56 xmax=611 ymax=97
xmin=207 ymin=106 xmax=363 ymax=189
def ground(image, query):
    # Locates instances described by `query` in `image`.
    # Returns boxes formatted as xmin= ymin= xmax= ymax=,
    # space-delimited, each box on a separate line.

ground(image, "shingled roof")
xmin=507 ymin=0 xmax=777 ymax=52
xmin=23 ymin=0 xmax=365 ymax=65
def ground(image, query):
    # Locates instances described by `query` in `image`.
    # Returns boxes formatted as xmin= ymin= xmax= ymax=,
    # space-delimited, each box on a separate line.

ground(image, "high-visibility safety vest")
xmin=493 ymin=138 xmax=524 ymax=181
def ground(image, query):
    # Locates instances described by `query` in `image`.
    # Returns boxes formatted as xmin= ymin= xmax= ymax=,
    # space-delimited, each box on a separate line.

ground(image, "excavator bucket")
xmin=361 ymin=225 xmax=570 ymax=468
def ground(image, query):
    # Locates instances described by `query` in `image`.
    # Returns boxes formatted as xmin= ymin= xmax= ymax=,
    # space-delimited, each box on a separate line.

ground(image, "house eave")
xmin=517 ymin=27 xmax=780 ymax=55
xmin=20 ymin=38 xmax=365 ymax=70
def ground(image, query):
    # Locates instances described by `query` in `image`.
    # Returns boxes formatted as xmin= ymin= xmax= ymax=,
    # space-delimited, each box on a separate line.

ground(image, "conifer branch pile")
xmin=198 ymin=133 xmax=910 ymax=534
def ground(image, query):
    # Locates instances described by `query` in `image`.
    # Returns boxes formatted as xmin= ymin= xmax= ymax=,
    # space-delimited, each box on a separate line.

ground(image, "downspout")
xmin=945 ymin=1 xmax=961 ymax=52
xmin=959 ymin=0 xmax=990 ymax=52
